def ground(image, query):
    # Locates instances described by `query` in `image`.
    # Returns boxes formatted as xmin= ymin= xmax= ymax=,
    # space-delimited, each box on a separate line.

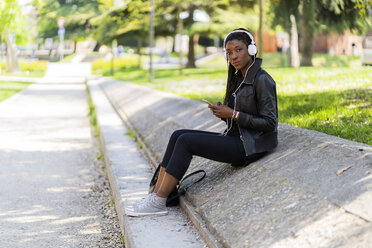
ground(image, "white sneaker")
xmin=125 ymin=193 xmax=156 ymax=211
xmin=125 ymin=193 xmax=168 ymax=217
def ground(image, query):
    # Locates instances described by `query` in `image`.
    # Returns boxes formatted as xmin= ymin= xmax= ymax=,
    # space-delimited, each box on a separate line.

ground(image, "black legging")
xmin=160 ymin=129 xmax=249 ymax=180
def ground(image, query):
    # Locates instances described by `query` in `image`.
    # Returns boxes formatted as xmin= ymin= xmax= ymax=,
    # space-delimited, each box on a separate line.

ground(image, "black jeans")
xmin=160 ymin=129 xmax=263 ymax=181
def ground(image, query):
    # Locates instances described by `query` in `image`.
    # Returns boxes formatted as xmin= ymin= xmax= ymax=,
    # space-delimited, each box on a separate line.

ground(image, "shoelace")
xmin=136 ymin=193 xmax=157 ymax=210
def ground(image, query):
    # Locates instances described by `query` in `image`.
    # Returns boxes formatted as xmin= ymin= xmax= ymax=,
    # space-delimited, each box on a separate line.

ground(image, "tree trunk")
xmin=73 ymin=40 xmax=77 ymax=53
xmin=300 ymin=0 xmax=314 ymax=66
xmin=186 ymin=5 xmax=196 ymax=68
xmin=186 ymin=34 xmax=196 ymax=68
xmin=177 ymin=10 xmax=184 ymax=75
xmin=0 ymin=34 xmax=4 ymax=73
xmin=93 ymin=42 xmax=101 ymax=52
xmin=290 ymin=14 xmax=299 ymax=67
xmin=6 ymin=29 xmax=20 ymax=73
xmin=137 ymin=36 xmax=142 ymax=68
xmin=258 ymin=0 xmax=263 ymax=57
xmin=149 ymin=0 xmax=154 ymax=81
xmin=5 ymin=32 xmax=11 ymax=72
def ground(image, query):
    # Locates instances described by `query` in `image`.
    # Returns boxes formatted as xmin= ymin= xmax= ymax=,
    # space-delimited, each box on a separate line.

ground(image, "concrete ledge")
xmin=99 ymin=77 xmax=372 ymax=248
xmin=87 ymin=78 xmax=206 ymax=248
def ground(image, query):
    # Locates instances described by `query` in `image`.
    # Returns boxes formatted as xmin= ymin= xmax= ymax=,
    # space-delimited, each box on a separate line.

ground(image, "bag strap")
xmin=166 ymin=170 xmax=206 ymax=203
xmin=180 ymin=170 xmax=206 ymax=190
xmin=149 ymin=164 xmax=161 ymax=193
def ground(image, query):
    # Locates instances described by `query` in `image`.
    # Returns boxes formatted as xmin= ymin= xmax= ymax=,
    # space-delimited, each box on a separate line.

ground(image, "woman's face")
xmin=225 ymin=39 xmax=252 ymax=74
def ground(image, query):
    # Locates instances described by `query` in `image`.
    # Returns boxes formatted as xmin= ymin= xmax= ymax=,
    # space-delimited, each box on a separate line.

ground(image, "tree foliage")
xmin=36 ymin=0 xmax=100 ymax=42
xmin=90 ymin=0 xmax=150 ymax=46
xmin=315 ymin=0 xmax=371 ymax=34
xmin=270 ymin=0 xmax=371 ymax=66
xmin=0 ymin=0 xmax=29 ymax=44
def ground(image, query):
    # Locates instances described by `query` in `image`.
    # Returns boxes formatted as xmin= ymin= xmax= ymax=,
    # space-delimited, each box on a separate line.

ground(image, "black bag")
xmin=149 ymin=165 xmax=206 ymax=207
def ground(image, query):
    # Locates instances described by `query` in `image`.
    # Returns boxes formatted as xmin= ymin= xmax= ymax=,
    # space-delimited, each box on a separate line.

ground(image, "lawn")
xmin=0 ymin=59 xmax=47 ymax=78
xmin=96 ymin=53 xmax=372 ymax=145
xmin=0 ymin=71 xmax=45 ymax=77
xmin=0 ymin=81 xmax=32 ymax=102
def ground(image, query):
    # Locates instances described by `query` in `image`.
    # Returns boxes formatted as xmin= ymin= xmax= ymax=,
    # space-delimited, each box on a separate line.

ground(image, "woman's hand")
xmin=208 ymin=102 xmax=234 ymax=119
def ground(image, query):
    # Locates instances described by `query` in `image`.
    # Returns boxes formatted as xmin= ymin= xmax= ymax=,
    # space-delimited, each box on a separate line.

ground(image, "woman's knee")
xmin=174 ymin=133 xmax=193 ymax=149
xmin=170 ymin=129 xmax=191 ymax=142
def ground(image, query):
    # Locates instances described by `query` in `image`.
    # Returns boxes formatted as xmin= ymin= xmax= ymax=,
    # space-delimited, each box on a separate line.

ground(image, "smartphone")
xmin=202 ymin=99 xmax=212 ymax=105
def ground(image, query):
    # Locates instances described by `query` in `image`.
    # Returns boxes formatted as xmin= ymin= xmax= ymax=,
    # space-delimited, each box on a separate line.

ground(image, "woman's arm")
xmin=237 ymin=73 xmax=278 ymax=132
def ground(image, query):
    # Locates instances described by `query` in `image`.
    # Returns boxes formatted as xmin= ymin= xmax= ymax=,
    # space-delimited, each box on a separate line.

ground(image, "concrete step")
xmin=87 ymin=77 xmax=207 ymax=248
xmin=97 ymin=76 xmax=372 ymax=248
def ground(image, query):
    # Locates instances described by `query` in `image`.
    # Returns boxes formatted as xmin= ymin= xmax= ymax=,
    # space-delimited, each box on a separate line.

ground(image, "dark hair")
xmin=223 ymin=28 xmax=253 ymax=105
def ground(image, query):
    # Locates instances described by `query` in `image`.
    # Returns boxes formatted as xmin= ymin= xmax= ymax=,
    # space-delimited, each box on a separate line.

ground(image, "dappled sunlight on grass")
xmin=280 ymin=89 xmax=371 ymax=144
xmin=276 ymin=79 xmax=371 ymax=144
xmin=267 ymin=67 xmax=371 ymax=95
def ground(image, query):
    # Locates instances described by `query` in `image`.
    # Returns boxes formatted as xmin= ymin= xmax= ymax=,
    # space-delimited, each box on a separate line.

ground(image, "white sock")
xmin=153 ymin=194 xmax=167 ymax=207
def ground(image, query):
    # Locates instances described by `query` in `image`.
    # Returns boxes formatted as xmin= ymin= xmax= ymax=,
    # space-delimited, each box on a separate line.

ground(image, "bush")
xmin=19 ymin=60 xmax=48 ymax=72
xmin=92 ymin=54 xmax=140 ymax=73
xmin=0 ymin=60 xmax=47 ymax=72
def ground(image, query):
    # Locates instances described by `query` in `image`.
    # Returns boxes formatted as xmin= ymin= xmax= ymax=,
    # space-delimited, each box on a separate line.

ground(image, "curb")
xmin=96 ymin=77 xmax=223 ymax=248
xmin=87 ymin=77 xmax=207 ymax=248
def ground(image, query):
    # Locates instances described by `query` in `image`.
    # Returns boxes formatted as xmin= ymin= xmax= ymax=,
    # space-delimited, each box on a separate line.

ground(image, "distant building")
xmin=361 ymin=30 xmax=372 ymax=65
xmin=312 ymin=30 xmax=364 ymax=56
xmin=253 ymin=32 xmax=277 ymax=53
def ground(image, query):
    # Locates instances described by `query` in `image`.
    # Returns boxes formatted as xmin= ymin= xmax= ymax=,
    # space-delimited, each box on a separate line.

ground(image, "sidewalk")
xmin=0 ymin=63 xmax=207 ymax=248
xmin=87 ymin=77 xmax=207 ymax=248
xmin=0 ymin=63 xmax=106 ymax=247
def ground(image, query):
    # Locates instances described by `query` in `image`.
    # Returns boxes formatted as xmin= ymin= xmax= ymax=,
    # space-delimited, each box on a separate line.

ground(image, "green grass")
xmin=269 ymin=67 xmax=371 ymax=144
xmin=95 ymin=53 xmax=372 ymax=145
xmin=0 ymin=71 xmax=45 ymax=77
xmin=61 ymin=54 xmax=77 ymax=63
xmin=1 ymin=59 xmax=47 ymax=77
xmin=0 ymin=81 xmax=32 ymax=102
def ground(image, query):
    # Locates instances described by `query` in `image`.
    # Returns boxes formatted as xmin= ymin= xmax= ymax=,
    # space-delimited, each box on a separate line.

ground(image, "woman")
xmin=125 ymin=28 xmax=278 ymax=217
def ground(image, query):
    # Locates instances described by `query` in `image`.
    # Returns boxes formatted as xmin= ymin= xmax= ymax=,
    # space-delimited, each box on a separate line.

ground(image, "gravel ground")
xmin=85 ymin=132 xmax=125 ymax=248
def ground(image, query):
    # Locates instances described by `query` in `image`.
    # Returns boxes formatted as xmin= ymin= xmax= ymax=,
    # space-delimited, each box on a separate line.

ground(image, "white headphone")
xmin=223 ymin=30 xmax=257 ymax=59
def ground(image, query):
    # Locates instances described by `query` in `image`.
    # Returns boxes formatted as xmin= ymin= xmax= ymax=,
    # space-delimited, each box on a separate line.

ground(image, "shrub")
xmin=19 ymin=60 xmax=48 ymax=72
xmin=92 ymin=54 xmax=140 ymax=73
xmin=0 ymin=60 xmax=47 ymax=72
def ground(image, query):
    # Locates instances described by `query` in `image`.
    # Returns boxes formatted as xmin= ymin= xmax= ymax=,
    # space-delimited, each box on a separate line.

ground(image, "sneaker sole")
xmin=125 ymin=209 xmax=168 ymax=217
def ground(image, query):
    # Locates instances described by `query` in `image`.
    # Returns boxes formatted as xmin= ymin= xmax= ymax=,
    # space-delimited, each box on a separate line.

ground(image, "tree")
xmin=91 ymin=0 xmax=150 ymax=67
xmin=36 ymin=0 xmax=100 ymax=53
xmin=158 ymin=0 xmax=259 ymax=68
xmin=0 ymin=0 xmax=29 ymax=72
xmin=269 ymin=0 xmax=300 ymax=67
xmin=157 ymin=1 xmax=203 ymax=68
xmin=270 ymin=0 xmax=371 ymax=66
xmin=300 ymin=0 xmax=314 ymax=66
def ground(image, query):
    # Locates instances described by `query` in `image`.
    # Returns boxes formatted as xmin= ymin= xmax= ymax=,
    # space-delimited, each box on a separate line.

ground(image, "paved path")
xmin=0 ymin=63 xmax=110 ymax=247
xmin=88 ymin=77 xmax=206 ymax=248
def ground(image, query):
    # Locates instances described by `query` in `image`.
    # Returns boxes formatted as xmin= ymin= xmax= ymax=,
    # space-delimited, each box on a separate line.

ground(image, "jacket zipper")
xmin=237 ymin=124 xmax=249 ymax=156
xmin=234 ymin=67 xmax=255 ymax=157
xmin=234 ymin=90 xmax=249 ymax=156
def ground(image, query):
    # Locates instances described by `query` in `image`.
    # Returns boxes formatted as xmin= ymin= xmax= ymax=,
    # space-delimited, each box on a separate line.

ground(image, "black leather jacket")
xmin=234 ymin=58 xmax=278 ymax=156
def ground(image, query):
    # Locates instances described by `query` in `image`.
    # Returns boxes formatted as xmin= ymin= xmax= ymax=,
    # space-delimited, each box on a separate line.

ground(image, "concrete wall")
xmin=99 ymin=77 xmax=372 ymax=248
